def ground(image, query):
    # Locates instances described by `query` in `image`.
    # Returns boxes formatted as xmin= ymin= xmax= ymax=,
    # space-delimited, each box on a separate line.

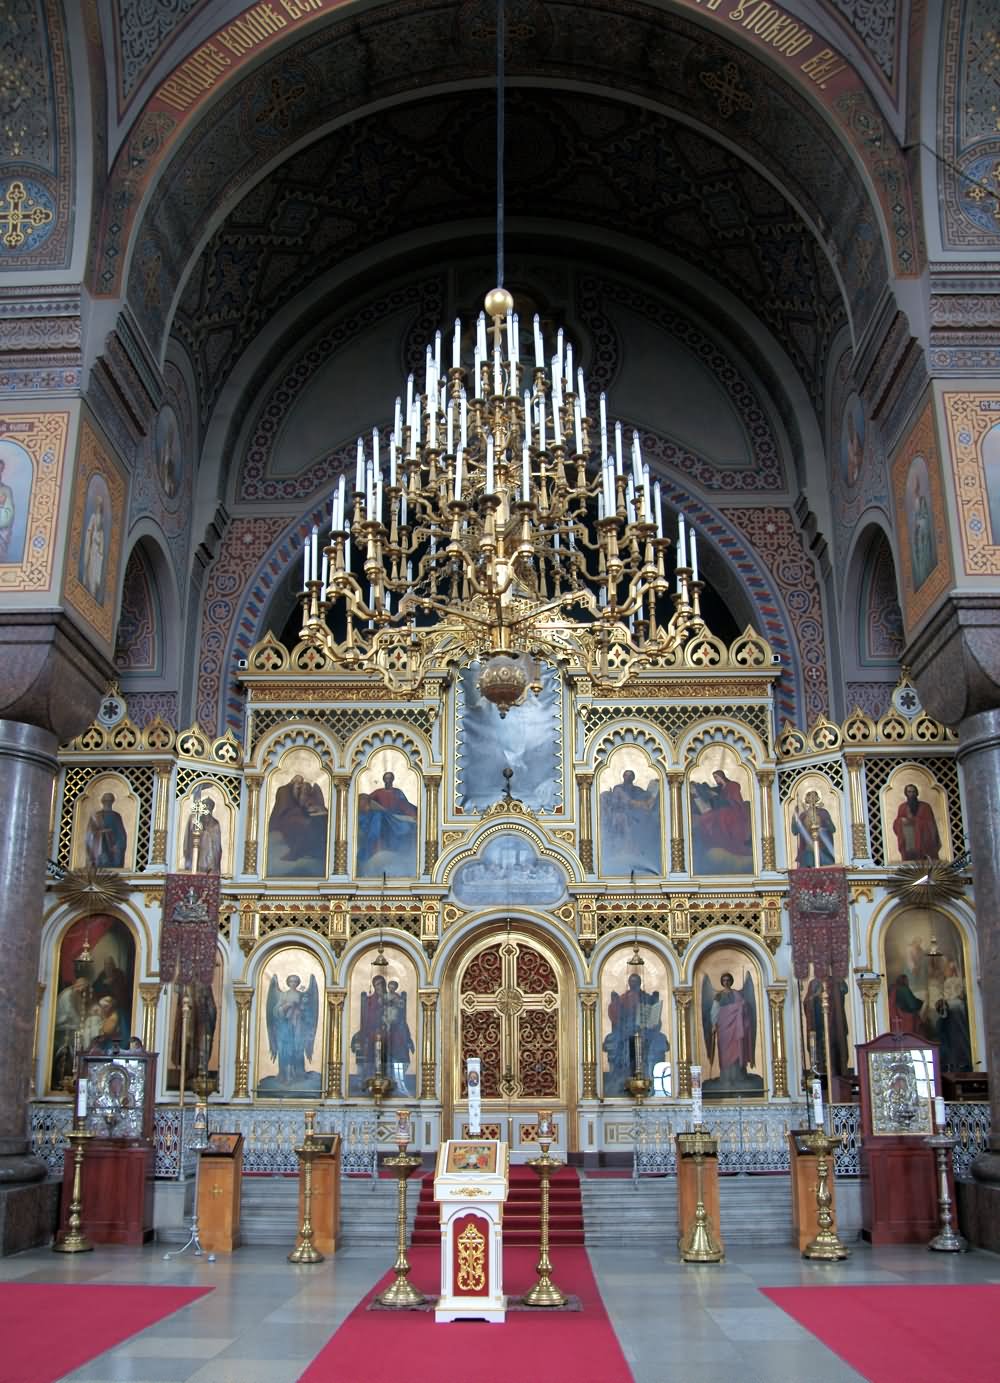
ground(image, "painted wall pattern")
xmin=0 ymin=411 xmax=68 ymax=593
xmin=891 ymin=399 xmax=952 ymax=632
xmin=942 ymin=393 xmax=1000 ymax=577
xmin=113 ymin=0 xmax=205 ymax=110
xmin=0 ymin=0 xmax=74 ymax=269
xmin=937 ymin=0 xmax=1000 ymax=247
xmin=62 ymin=420 xmax=129 ymax=648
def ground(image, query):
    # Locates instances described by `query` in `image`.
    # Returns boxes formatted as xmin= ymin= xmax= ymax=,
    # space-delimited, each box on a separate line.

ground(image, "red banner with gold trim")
xmin=160 ymin=873 xmax=220 ymax=984
xmin=788 ymin=867 xmax=849 ymax=980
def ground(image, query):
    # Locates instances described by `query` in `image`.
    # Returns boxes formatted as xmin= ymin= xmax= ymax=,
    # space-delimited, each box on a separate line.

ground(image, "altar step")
xmin=411 ymin=1165 xmax=585 ymax=1246
xmin=157 ymin=1173 xmax=422 ymax=1249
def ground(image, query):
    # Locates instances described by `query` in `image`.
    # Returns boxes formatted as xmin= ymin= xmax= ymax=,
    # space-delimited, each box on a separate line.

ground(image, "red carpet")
xmin=0 ymin=1283 xmax=211 ymax=1383
xmin=297 ymin=1244 xmax=631 ymax=1383
xmin=763 ymin=1285 xmax=1000 ymax=1383
xmin=412 ymin=1164 xmax=585 ymax=1246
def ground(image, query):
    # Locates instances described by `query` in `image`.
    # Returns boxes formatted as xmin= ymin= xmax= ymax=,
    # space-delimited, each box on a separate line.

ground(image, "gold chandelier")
xmin=297 ymin=286 xmax=707 ymax=714
xmin=297 ymin=2 xmax=706 ymax=715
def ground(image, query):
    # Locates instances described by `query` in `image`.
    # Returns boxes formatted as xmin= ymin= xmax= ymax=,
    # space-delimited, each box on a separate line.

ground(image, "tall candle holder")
xmin=521 ymin=1110 xmax=567 ymax=1307
xmin=925 ymin=1132 xmax=967 ymax=1252
xmin=289 ymin=1109 xmax=325 ymax=1264
xmin=802 ymin=1128 xmax=850 ymax=1260
xmin=376 ymin=1112 xmax=425 ymax=1307
xmin=164 ymin=1098 xmax=215 ymax=1262
xmin=53 ymin=1125 xmax=93 ymax=1254
xmin=678 ymin=1126 xmax=723 ymax=1264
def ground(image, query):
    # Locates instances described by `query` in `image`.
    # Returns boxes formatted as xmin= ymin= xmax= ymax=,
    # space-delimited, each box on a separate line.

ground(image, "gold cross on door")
xmin=459 ymin=937 xmax=560 ymax=1101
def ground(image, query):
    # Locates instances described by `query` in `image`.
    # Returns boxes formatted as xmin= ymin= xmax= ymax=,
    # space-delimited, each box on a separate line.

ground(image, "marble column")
xmin=955 ymin=711 xmax=1000 ymax=1199
xmin=0 ymin=721 xmax=60 ymax=1246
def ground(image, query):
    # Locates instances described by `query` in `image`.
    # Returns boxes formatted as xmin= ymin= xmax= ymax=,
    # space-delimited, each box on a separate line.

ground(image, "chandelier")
xmin=297 ymin=6 xmax=707 ymax=716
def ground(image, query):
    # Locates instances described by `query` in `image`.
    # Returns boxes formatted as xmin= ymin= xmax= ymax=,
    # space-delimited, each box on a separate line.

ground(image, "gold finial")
xmin=484 ymin=286 xmax=514 ymax=319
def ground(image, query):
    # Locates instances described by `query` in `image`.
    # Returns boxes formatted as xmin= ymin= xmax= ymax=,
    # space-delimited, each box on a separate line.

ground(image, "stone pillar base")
xmin=956 ymin=1175 xmax=1000 ymax=1252
xmin=0 ymin=1178 xmax=60 ymax=1254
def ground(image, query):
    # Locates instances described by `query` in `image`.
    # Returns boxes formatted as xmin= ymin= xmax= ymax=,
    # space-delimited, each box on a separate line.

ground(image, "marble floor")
xmin=0 ymin=1239 xmax=997 ymax=1383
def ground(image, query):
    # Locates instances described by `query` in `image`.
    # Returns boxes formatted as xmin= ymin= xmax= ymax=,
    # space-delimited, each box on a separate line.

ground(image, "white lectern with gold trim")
xmin=433 ymin=1139 xmax=509 ymax=1323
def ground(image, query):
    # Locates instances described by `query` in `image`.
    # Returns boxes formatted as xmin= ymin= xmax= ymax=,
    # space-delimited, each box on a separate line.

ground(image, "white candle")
xmin=389 ymin=439 xmax=397 ymax=488
xmin=454 ymin=447 xmax=463 ymax=501
xmin=556 ymin=327 xmax=564 ymax=378
xmin=493 ymin=348 xmax=501 ymax=396
xmin=615 ymin=420 xmax=623 ymax=475
xmin=320 ymin=552 xmax=328 ymax=591
xmin=446 ymin=401 xmax=454 ymax=456
xmin=434 ymin=328 xmax=442 ymax=375
xmin=76 ymin=1078 xmax=87 ymax=1119
xmin=486 ymin=434 xmax=495 ymax=493
xmin=811 ymin=1078 xmax=824 ymax=1128
xmin=460 ymin=392 xmax=468 ymax=447
xmin=394 ymin=396 xmax=402 ymax=447
xmin=452 ymin=317 xmax=461 ymax=369
xmin=574 ymin=399 xmax=583 ymax=455
xmin=935 ymin=1096 xmax=947 ymax=1130
xmin=477 ymin=312 xmax=487 ymax=358
xmin=511 ymin=312 xmax=520 ymax=362
xmin=336 ymin=474 xmax=345 ymax=530
xmin=429 ymin=399 xmax=437 ymax=449
xmin=522 ymin=443 xmax=531 ymax=498
xmin=405 ymin=374 xmax=414 ymax=417
xmin=642 ymin=464 xmax=651 ymax=523
xmin=523 ymin=390 xmax=531 ymax=448
xmin=599 ymin=392 xmax=608 ymax=459
xmin=310 ymin=525 xmax=319 ymax=581
xmin=552 ymin=374 xmax=563 ymax=444
xmin=372 ymin=427 xmax=379 ymax=477
xmin=678 ymin=513 xmax=687 ymax=566
xmin=473 ymin=346 xmax=482 ymax=399
xmin=533 ymin=313 xmax=543 ymax=367
xmin=355 ymin=438 xmax=364 ymax=494
xmin=691 ymin=528 xmax=699 ymax=582
xmin=654 ymin=480 xmax=663 ymax=539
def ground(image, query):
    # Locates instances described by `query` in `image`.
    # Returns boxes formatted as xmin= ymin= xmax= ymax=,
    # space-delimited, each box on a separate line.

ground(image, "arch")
xmin=114 ymin=528 xmax=183 ymax=727
xmin=44 ymin=911 xmax=140 ymax=1095
xmin=596 ymin=938 xmax=675 ymax=1098
xmin=247 ymin=937 xmax=330 ymax=1100
xmin=689 ymin=937 xmax=769 ymax=1099
xmin=104 ymin=7 xmax=910 ymax=355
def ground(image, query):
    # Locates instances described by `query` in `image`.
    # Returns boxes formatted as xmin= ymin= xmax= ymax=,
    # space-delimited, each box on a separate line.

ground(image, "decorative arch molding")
xmin=340 ymin=933 xmax=430 ymax=993
xmin=241 ymin=930 xmax=337 ymax=990
xmin=591 ymin=726 xmax=671 ymax=771
xmin=429 ymin=910 xmax=587 ymax=993
xmin=679 ymin=720 xmax=770 ymax=768
xmin=589 ymin=930 xmax=682 ymax=989
xmin=101 ymin=3 xmax=913 ymax=347
xmin=680 ymin=927 xmax=780 ymax=987
xmin=252 ymin=724 xmax=338 ymax=774
xmin=435 ymin=817 xmax=584 ymax=891
xmin=840 ymin=518 xmax=904 ymax=719
xmin=348 ymin=728 xmax=429 ymax=774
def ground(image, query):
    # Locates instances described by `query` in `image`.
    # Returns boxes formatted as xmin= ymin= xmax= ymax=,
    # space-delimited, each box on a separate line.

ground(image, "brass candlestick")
xmin=365 ymin=1072 xmax=392 ymax=1105
xmin=53 ymin=1126 xmax=93 ymax=1254
xmin=376 ymin=1134 xmax=424 ymax=1307
xmin=625 ymin=1072 xmax=652 ymax=1104
xmin=289 ymin=1110 xmax=324 ymax=1264
xmin=925 ymin=1134 xmax=967 ymax=1252
xmin=679 ymin=1127 xmax=723 ymax=1263
xmin=521 ymin=1127 xmax=567 ymax=1308
xmin=802 ymin=1127 xmax=850 ymax=1260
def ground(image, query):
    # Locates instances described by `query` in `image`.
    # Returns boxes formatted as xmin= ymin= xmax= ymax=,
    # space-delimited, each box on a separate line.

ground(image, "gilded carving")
xmin=456 ymin=1220 xmax=487 ymax=1290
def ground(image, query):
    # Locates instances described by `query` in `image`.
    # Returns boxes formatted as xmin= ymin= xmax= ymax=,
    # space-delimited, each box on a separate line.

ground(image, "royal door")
xmin=447 ymin=929 xmax=575 ymax=1152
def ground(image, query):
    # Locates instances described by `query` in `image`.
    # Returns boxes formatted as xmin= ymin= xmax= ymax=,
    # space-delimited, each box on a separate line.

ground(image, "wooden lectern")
xmin=788 ymin=1130 xmax=838 ymax=1251
xmin=197 ymin=1132 xmax=244 ymax=1254
xmin=60 ymin=1050 xmax=157 ymax=1245
xmin=857 ymin=1033 xmax=948 ymax=1244
xmin=298 ymin=1133 xmax=341 ymax=1255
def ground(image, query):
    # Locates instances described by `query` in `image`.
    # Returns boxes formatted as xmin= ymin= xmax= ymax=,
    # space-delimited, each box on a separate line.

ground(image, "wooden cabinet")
xmin=60 ymin=1140 xmax=154 ymax=1245
xmin=299 ymin=1134 xmax=341 ymax=1256
xmin=787 ymin=1131 xmax=838 ymax=1252
xmin=197 ymin=1133 xmax=244 ymax=1254
xmin=856 ymin=1033 xmax=948 ymax=1244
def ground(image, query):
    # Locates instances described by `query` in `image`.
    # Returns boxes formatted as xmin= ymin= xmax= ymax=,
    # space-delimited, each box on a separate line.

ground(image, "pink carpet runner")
xmin=0 ymin=1283 xmax=211 ymax=1383
xmin=763 ymin=1284 xmax=1000 ymax=1383
xmin=298 ymin=1245 xmax=632 ymax=1383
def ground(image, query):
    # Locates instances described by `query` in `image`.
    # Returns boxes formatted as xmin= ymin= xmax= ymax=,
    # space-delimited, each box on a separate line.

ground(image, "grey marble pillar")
xmin=0 ymin=722 xmax=60 ymax=1246
xmin=956 ymin=709 xmax=1000 ymax=1247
